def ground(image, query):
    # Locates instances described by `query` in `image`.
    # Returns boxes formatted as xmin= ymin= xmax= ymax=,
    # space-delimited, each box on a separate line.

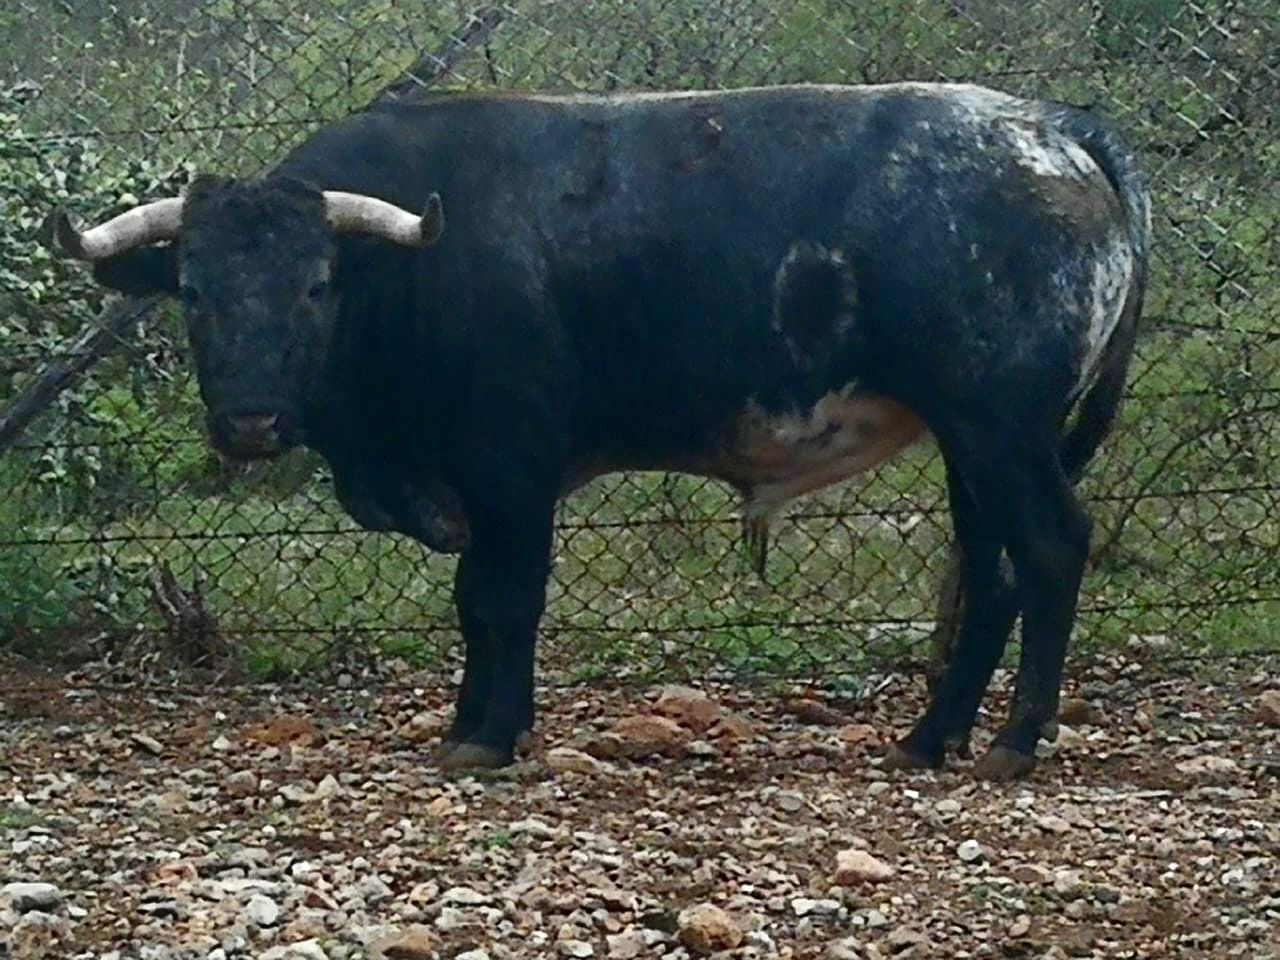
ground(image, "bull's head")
xmin=47 ymin=176 xmax=443 ymax=460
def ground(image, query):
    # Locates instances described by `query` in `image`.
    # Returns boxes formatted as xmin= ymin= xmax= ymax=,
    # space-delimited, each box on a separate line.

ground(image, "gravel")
xmin=2 ymin=654 xmax=1279 ymax=958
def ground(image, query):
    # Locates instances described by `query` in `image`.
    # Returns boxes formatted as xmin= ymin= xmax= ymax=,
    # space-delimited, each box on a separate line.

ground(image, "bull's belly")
xmin=353 ymin=386 xmax=926 ymax=555
xmin=705 ymin=386 xmax=927 ymax=520
xmin=570 ymin=385 xmax=927 ymax=518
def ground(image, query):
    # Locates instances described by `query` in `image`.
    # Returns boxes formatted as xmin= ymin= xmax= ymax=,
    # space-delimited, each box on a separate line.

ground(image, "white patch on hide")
xmin=999 ymin=121 xmax=1099 ymax=180
xmin=1072 ymin=232 xmax=1135 ymax=395
xmin=770 ymin=242 xmax=857 ymax=368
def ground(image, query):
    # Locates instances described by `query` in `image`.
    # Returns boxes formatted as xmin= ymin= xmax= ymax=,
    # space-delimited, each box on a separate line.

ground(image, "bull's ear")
xmin=91 ymin=244 xmax=180 ymax=296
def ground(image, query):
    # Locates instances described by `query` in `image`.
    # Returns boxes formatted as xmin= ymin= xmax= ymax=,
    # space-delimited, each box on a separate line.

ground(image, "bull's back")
xmin=300 ymin=84 xmax=1132 ymax=489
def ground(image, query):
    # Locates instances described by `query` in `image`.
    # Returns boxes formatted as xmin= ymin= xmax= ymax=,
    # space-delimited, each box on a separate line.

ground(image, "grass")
xmin=5 ymin=359 xmax=1278 ymax=682
xmin=0 ymin=806 xmax=43 ymax=830
xmin=1 ymin=0 xmax=1277 ymax=680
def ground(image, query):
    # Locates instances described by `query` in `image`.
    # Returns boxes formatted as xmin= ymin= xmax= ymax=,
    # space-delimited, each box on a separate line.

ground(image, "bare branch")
xmin=372 ymin=5 xmax=508 ymax=106
xmin=0 ymin=295 xmax=163 ymax=455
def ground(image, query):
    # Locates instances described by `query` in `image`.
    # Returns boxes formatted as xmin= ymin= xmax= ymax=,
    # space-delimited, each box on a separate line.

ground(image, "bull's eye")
xmin=306 ymin=280 xmax=328 ymax=302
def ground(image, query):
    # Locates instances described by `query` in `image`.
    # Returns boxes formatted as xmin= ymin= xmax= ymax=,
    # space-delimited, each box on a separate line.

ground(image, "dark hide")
xmin=79 ymin=83 xmax=1151 ymax=779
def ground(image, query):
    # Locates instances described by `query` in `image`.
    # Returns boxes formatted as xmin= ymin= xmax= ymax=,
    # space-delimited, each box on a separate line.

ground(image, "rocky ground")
xmin=2 ymin=652 xmax=1278 ymax=960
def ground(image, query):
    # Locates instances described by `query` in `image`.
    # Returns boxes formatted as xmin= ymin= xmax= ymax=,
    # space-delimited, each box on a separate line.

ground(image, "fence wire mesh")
xmin=1 ymin=1 xmax=1277 ymax=683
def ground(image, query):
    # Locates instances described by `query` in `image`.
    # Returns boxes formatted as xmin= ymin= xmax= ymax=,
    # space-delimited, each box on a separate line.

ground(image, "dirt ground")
xmin=2 ymin=652 xmax=1278 ymax=960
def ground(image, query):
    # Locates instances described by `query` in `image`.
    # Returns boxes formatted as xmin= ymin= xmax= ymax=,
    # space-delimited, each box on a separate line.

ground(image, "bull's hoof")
xmin=974 ymin=745 xmax=1036 ymax=782
xmin=437 ymin=741 xmax=513 ymax=771
xmin=943 ymin=733 xmax=973 ymax=760
xmin=433 ymin=738 xmax=462 ymax=765
xmin=882 ymin=741 xmax=943 ymax=772
xmin=1040 ymin=718 xmax=1060 ymax=743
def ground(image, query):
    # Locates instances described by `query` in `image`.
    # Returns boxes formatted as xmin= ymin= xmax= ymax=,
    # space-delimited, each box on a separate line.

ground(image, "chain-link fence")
xmin=2 ymin=1 xmax=1277 ymax=683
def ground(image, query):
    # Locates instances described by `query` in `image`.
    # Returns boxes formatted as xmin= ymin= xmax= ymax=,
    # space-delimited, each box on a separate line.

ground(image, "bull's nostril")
xmin=224 ymin=413 xmax=281 ymax=446
xmin=227 ymin=413 xmax=280 ymax=436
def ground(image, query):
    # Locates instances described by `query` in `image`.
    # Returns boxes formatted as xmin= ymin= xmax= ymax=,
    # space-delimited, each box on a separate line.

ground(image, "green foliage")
xmin=0 ymin=806 xmax=44 ymax=830
xmin=1092 ymin=0 xmax=1182 ymax=58
xmin=0 ymin=0 xmax=1277 ymax=675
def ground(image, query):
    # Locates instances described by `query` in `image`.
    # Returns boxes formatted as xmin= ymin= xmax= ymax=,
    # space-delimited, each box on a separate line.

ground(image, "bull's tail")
xmin=1053 ymin=108 xmax=1153 ymax=484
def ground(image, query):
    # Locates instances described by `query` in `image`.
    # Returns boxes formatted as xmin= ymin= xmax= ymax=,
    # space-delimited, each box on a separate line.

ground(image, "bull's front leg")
xmin=436 ymin=493 xmax=554 ymax=771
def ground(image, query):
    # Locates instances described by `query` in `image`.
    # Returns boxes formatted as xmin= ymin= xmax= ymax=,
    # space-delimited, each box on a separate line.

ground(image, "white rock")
xmin=1054 ymin=725 xmax=1087 ymax=751
xmin=957 ymin=839 xmax=986 ymax=863
xmin=435 ymin=906 xmax=468 ymax=931
xmin=1176 ymin=755 xmax=1239 ymax=777
xmin=607 ymin=931 xmax=647 ymax=959
xmin=1035 ymin=814 xmax=1071 ymax=834
xmin=558 ymin=941 xmax=595 ymax=958
xmin=835 ymin=849 xmax=896 ymax=884
xmin=243 ymin=894 xmax=280 ymax=927
xmin=262 ymin=944 xmax=328 ymax=960
xmin=886 ymin=927 xmax=929 ymax=952
xmin=747 ymin=930 xmax=779 ymax=955
xmin=131 ymin=732 xmax=164 ymax=755
xmin=457 ymin=951 xmax=491 ymax=960
xmin=218 ymin=877 xmax=283 ymax=897
xmin=1053 ymin=869 xmax=1085 ymax=899
xmin=2 ymin=882 xmax=63 ymax=912
xmin=546 ymin=747 xmax=613 ymax=776
xmin=279 ymin=783 xmax=314 ymax=804
xmin=12 ymin=911 xmax=69 ymax=938
xmin=442 ymin=886 xmax=490 ymax=906
xmin=510 ymin=817 xmax=559 ymax=839
xmin=777 ymin=791 xmax=805 ymax=813
xmin=792 ymin=897 xmax=841 ymax=917
xmin=825 ymin=938 xmax=863 ymax=960
xmin=225 ymin=770 xmax=259 ymax=797
xmin=354 ymin=874 xmax=394 ymax=904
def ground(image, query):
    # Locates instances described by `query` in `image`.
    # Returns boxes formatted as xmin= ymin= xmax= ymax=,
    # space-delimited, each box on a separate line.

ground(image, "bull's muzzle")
xmin=214 ymin=411 xmax=290 ymax=459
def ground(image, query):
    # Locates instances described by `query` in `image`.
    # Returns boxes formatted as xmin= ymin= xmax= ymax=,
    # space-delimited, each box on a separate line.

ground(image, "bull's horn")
xmin=42 ymin=198 xmax=184 ymax=261
xmin=322 ymin=191 xmax=444 ymax=248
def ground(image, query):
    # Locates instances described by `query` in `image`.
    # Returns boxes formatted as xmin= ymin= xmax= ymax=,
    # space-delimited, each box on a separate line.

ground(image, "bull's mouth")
xmin=209 ymin=410 xmax=299 ymax=461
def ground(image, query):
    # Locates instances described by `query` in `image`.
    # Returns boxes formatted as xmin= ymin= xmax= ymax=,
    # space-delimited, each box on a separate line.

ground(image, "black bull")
xmin=49 ymin=83 xmax=1151 ymax=780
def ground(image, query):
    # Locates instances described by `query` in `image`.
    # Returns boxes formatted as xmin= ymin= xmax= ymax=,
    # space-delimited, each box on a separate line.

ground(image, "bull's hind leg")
xmin=886 ymin=461 xmax=1021 ymax=770
xmin=915 ymin=428 xmax=1090 ymax=781
xmin=977 ymin=453 xmax=1091 ymax=781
